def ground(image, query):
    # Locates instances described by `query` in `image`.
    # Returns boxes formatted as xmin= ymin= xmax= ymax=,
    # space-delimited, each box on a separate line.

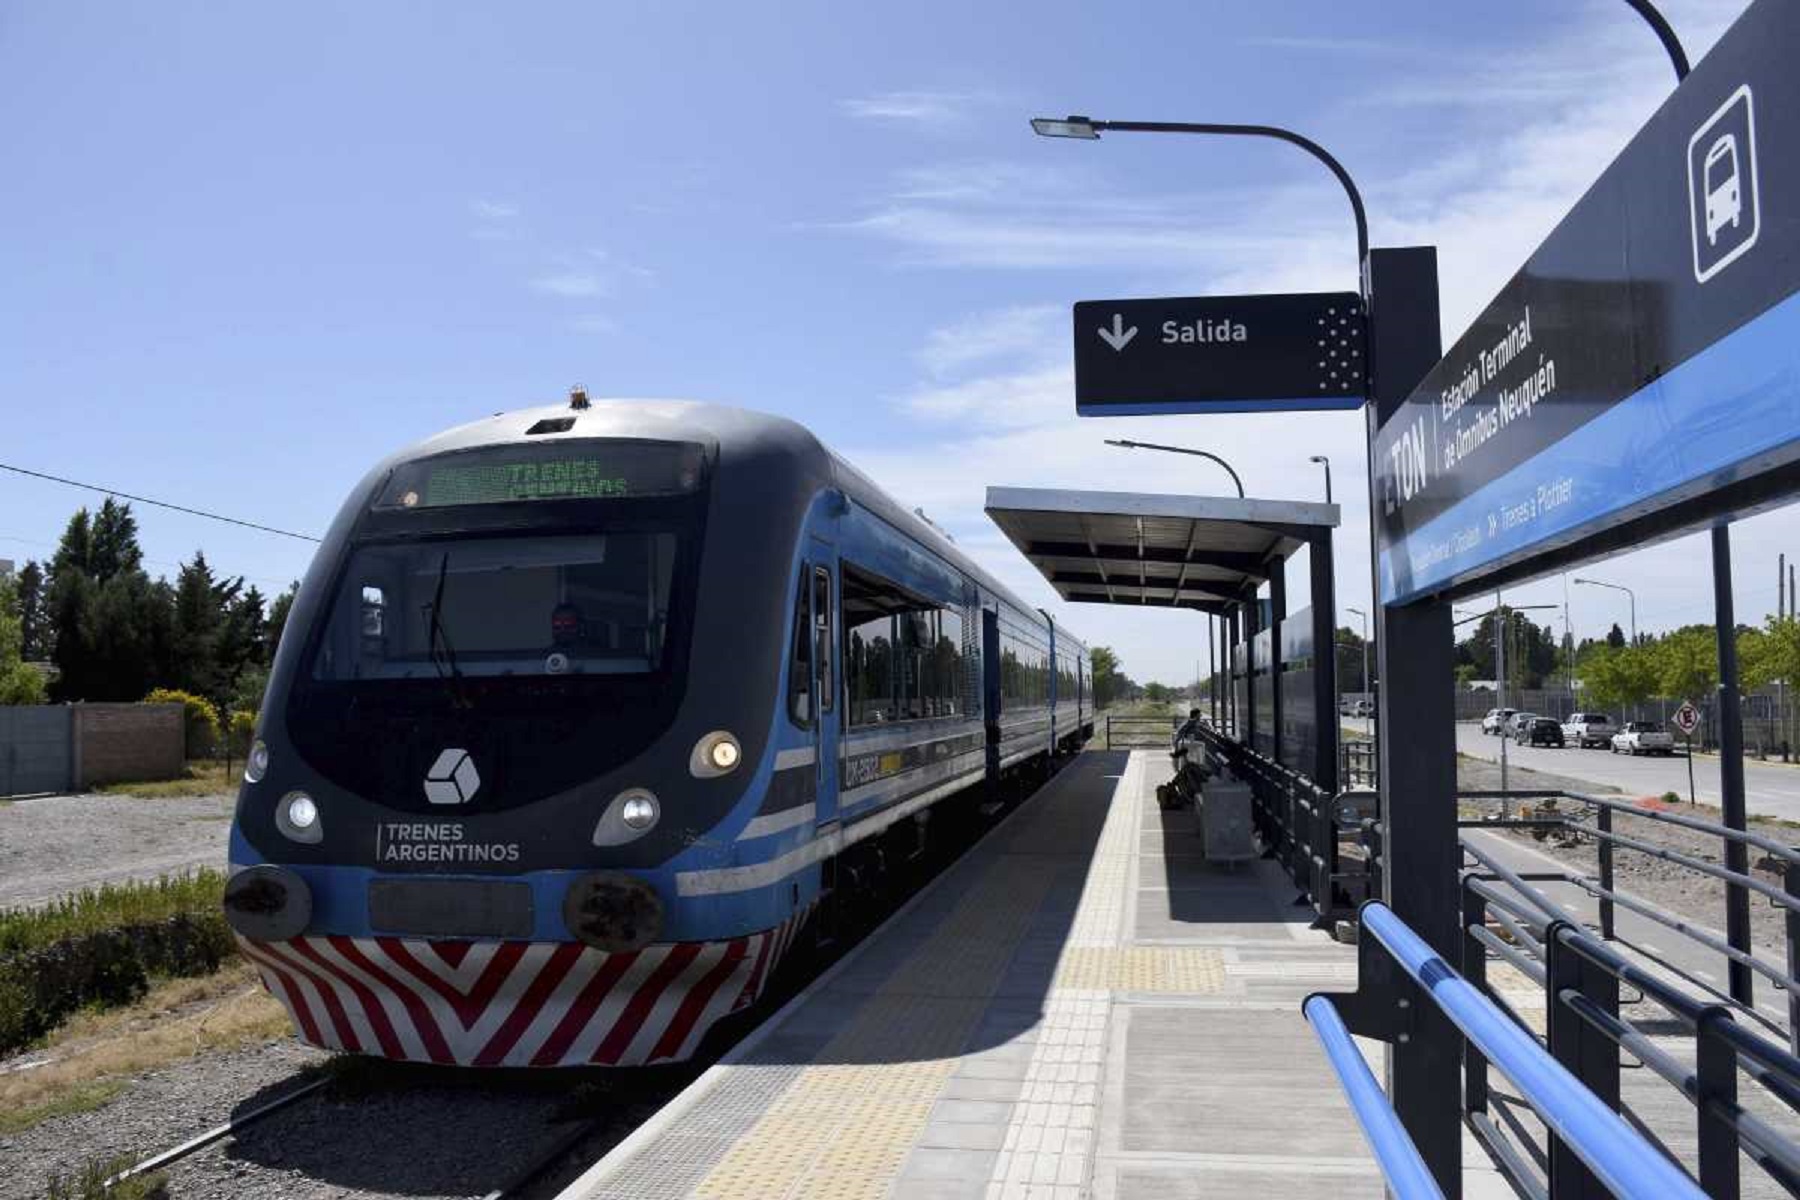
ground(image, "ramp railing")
xmin=1308 ymin=900 xmax=1710 ymax=1200
xmin=1102 ymin=713 xmax=1177 ymax=750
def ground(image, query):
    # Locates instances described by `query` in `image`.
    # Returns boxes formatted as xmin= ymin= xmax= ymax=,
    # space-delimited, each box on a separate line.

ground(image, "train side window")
xmin=787 ymin=566 xmax=812 ymax=728
xmin=813 ymin=566 xmax=834 ymax=714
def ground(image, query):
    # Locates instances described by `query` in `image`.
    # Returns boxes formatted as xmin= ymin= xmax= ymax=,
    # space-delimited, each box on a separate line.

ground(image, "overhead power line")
xmin=0 ymin=461 xmax=322 ymax=543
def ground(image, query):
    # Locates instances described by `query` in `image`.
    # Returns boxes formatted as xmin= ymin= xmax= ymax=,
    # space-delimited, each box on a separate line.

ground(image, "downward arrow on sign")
xmin=1097 ymin=313 xmax=1138 ymax=352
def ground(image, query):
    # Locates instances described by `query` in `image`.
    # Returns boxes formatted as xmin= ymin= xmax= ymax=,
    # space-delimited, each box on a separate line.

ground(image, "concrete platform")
xmin=557 ymin=750 xmax=1504 ymax=1199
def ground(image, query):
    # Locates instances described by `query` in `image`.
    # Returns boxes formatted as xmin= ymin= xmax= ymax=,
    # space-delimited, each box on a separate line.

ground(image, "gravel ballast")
xmin=0 ymin=791 xmax=233 ymax=908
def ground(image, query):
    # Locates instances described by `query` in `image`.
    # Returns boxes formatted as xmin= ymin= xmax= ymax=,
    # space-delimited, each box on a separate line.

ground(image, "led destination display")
xmin=376 ymin=441 xmax=707 ymax=510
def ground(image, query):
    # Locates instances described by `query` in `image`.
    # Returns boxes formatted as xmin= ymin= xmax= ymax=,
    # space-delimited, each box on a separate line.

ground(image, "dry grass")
xmin=94 ymin=759 xmax=238 ymax=799
xmin=0 ymin=962 xmax=290 ymax=1134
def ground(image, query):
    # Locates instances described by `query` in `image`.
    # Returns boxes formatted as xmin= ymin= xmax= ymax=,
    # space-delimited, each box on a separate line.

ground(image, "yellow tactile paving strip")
xmin=692 ymin=850 xmax=1058 ymax=1200
xmin=1052 ymin=945 xmax=1226 ymax=993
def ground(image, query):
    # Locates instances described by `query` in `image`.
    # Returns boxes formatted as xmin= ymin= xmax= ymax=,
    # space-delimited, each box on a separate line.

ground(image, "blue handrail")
xmin=1302 ymin=994 xmax=1445 ymax=1199
xmin=1360 ymin=902 xmax=1707 ymax=1200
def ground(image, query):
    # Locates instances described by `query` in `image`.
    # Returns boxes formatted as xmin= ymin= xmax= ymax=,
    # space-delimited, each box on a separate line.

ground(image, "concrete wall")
xmin=72 ymin=703 xmax=185 ymax=787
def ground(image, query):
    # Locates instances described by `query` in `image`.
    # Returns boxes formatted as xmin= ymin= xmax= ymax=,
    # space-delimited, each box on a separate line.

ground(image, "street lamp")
xmin=1103 ymin=439 xmax=1245 ymax=498
xmin=1030 ymin=115 xmax=1369 ymax=271
xmin=1308 ymin=455 xmax=1332 ymax=504
xmin=1572 ymin=576 xmax=1637 ymax=644
xmin=1346 ymin=604 xmax=1371 ymax=736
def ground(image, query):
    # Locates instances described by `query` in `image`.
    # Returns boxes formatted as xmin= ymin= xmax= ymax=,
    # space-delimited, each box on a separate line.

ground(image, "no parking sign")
xmin=1673 ymin=701 xmax=1702 ymax=737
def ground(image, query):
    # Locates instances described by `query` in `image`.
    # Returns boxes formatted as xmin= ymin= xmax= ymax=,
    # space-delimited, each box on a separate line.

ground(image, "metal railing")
xmin=1458 ymin=788 xmax=1800 ymax=1051
xmin=1341 ymin=736 xmax=1378 ymax=788
xmin=1191 ymin=723 xmax=1375 ymax=922
xmin=1458 ymin=850 xmax=1800 ymax=1197
xmin=1102 ymin=713 xmax=1178 ymax=749
xmin=1309 ymin=900 xmax=1708 ymax=1199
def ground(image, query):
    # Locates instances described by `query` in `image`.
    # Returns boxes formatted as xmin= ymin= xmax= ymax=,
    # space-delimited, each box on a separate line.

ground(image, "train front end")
xmin=225 ymin=402 xmax=825 ymax=1067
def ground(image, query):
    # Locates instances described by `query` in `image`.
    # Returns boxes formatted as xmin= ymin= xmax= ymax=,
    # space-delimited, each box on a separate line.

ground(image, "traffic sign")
xmin=1372 ymin=0 xmax=1800 ymax=604
xmin=1673 ymin=701 xmax=1702 ymax=736
xmin=1073 ymin=292 xmax=1365 ymax=416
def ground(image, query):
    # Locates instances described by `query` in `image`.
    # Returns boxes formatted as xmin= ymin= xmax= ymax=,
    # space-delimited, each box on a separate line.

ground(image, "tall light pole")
xmin=1030 ymin=116 xmax=1368 ymax=273
xmin=1308 ymin=455 xmax=1333 ymax=505
xmin=1573 ymin=576 xmax=1637 ymax=644
xmin=1103 ymin=439 xmax=1245 ymax=497
xmin=1347 ymin=605 xmax=1370 ymax=737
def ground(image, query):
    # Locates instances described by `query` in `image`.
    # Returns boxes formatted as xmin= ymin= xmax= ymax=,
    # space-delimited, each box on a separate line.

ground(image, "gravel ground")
xmin=0 ymin=790 xmax=233 ymax=907
xmin=1459 ymin=755 xmax=1796 ymax=961
xmin=0 ymin=1039 xmax=324 ymax=1200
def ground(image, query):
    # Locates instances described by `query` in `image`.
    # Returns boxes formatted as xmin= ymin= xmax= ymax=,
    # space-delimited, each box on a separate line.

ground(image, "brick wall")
xmin=74 ymin=703 xmax=185 ymax=787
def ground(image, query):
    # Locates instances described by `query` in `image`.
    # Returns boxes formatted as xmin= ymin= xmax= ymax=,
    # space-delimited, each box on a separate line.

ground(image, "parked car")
xmin=1525 ymin=717 xmax=1564 ymax=747
xmin=1562 ymin=712 xmax=1614 ymax=748
xmin=1349 ymin=699 xmax=1373 ymax=718
xmin=1611 ymin=721 xmax=1676 ymax=756
xmin=1506 ymin=712 xmax=1540 ymax=739
xmin=1481 ymin=708 xmax=1517 ymax=735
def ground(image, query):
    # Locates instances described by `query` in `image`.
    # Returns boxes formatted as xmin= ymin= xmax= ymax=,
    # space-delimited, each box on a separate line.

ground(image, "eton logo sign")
xmin=424 ymin=748 xmax=480 ymax=805
xmin=1688 ymin=84 xmax=1760 ymax=284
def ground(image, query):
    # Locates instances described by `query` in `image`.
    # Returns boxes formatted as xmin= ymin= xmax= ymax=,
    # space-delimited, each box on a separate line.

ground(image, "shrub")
xmin=227 ymin=709 xmax=257 ymax=757
xmin=0 ymin=871 xmax=233 ymax=1055
xmin=142 ymin=687 xmax=220 ymax=758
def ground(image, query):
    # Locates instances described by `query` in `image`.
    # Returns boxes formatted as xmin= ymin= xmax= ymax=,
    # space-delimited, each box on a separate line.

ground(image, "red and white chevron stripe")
xmin=235 ymin=912 xmax=807 ymax=1067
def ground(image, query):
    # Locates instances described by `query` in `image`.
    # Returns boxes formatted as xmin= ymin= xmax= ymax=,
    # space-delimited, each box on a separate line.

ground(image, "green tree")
xmin=266 ymin=582 xmax=299 ymax=663
xmin=1741 ymin=615 xmax=1800 ymax=691
xmin=1144 ymin=681 xmax=1173 ymax=704
xmin=1605 ymin=622 xmax=1627 ymax=650
xmin=88 ymin=498 xmax=143 ymax=582
xmin=169 ymin=551 xmax=244 ymax=700
xmin=0 ymin=576 xmax=48 ymax=705
xmin=14 ymin=560 xmax=48 ymax=661
xmin=1653 ymin=625 xmax=1718 ymax=703
xmin=1579 ymin=643 xmax=1657 ymax=712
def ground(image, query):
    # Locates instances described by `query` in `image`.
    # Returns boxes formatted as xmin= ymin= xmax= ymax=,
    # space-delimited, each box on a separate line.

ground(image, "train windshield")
xmin=312 ymin=532 xmax=678 ymax=681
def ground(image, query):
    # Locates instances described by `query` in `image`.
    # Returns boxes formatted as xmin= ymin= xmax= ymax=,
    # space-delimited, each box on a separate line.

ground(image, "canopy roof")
xmin=984 ymin=487 xmax=1339 ymax=615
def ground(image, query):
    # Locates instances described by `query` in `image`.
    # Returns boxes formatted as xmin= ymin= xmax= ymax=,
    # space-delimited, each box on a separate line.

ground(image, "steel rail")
xmin=106 ymin=1075 xmax=330 ymax=1187
xmin=1302 ymin=995 xmax=1445 ymax=1199
xmin=1460 ymin=838 xmax=1583 ymax=929
xmin=1470 ymin=923 xmax=1547 ymax=988
xmin=1361 ymin=902 xmax=1708 ymax=1199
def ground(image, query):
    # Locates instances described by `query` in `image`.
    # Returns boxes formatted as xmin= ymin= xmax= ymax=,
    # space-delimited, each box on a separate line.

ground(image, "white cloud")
xmin=470 ymin=199 xmax=520 ymax=220
xmin=917 ymin=305 xmax=1060 ymax=377
xmin=819 ymin=2 xmax=1778 ymax=685
xmin=531 ymin=272 xmax=607 ymax=299
xmin=840 ymin=90 xmax=989 ymax=128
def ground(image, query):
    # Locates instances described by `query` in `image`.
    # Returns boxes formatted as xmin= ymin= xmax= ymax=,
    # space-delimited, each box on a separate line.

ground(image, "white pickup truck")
xmin=1562 ymin=712 xmax=1614 ymax=749
xmin=1611 ymin=721 xmax=1676 ymax=756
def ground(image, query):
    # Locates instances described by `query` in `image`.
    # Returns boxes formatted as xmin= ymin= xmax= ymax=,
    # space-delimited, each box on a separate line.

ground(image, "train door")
xmin=809 ymin=551 xmax=838 ymax=827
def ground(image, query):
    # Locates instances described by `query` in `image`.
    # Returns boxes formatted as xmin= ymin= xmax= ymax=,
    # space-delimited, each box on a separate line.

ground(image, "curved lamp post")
xmin=1102 ymin=438 xmax=1245 ymax=498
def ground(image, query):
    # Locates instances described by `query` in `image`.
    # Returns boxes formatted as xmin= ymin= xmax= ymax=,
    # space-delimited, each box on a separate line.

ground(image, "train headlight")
xmin=244 ymin=739 xmax=270 ymax=784
xmin=620 ymin=791 xmax=659 ymax=830
xmin=689 ymin=730 xmax=743 ymax=778
xmin=592 ymin=787 xmax=660 ymax=846
xmin=276 ymin=791 xmax=322 ymax=844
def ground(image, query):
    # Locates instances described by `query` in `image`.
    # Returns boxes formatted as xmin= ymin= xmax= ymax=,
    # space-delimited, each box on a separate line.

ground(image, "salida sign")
xmin=1074 ymin=292 xmax=1365 ymax=416
xmin=1374 ymin=0 xmax=1800 ymax=604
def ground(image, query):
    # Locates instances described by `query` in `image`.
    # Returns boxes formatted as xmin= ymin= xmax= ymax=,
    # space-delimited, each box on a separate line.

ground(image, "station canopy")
xmin=983 ymin=487 xmax=1339 ymax=615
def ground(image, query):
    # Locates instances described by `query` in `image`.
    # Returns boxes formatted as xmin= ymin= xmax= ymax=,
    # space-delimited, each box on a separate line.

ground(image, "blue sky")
xmin=1 ymin=0 xmax=1781 ymax=683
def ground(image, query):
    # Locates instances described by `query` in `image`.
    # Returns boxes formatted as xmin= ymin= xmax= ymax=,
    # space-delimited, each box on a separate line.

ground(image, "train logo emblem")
xmin=424 ymin=748 xmax=480 ymax=805
xmin=1688 ymin=84 xmax=1759 ymax=283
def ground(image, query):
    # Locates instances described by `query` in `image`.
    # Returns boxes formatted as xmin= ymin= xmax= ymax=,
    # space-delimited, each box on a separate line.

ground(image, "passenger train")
xmin=223 ymin=395 xmax=1091 ymax=1067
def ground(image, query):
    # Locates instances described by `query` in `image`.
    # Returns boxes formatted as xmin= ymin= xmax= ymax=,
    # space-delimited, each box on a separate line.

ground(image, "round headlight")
xmin=285 ymin=792 xmax=318 ymax=829
xmin=620 ymin=791 xmax=659 ymax=831
xmin=689 ymin=730 xmax=743 ymax=778
xmin=245 ymin=739 xmax=270 ymax=784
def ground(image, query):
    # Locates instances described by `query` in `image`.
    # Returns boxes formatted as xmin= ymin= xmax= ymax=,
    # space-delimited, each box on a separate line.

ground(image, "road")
xmin=1454 ymin=722 xmax=1800 ymax=822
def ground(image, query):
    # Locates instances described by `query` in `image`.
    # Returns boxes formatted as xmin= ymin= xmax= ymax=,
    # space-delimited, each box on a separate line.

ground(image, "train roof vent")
xmin=526 ymin=416 xmax=577 ymax=436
